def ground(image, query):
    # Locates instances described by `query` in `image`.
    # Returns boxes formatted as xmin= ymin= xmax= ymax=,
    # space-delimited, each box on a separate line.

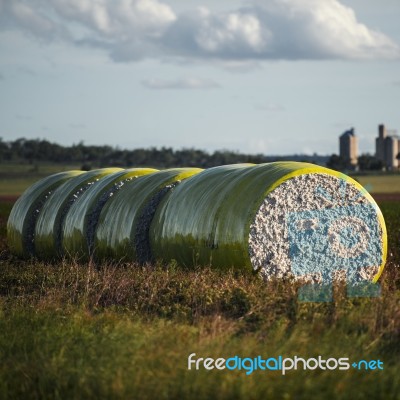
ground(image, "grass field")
xmin=352 ymin=175 xmax=400 ymax=194
xmin=1 ymin=163 xmax=400 ymax=197
xmin=0 ymin=171 xmax=399 ymax=399
xmin=0 ymin=163 xmax=82 ymax=196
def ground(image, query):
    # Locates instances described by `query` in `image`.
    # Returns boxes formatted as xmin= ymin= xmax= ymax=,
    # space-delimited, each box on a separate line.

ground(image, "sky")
xmin=0 ymin=0 xmax=399 ymax=155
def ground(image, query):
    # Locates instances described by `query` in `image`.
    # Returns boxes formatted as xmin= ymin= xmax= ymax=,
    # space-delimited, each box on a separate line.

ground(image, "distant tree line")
xmin=0 ymin=137 xmax=329 ymax=169
xmin=326 ymin=153 xmax=400 ymax=172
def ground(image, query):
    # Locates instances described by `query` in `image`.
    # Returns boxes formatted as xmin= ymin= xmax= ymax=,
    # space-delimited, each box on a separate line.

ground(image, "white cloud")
xmin=194 ymin=9 xmax=270 ymax=55
xmin=0 ymin=1 xmax=62 ymax=39
xmin=0 ymin=0 xmax=399 ymax=62
xmin=141 ymin=77 xmax=220 ymax=89
xmin=254 ymin=0 xmax=400 ymax=60
xmin=160 ymin=7 xmax=272 ymax=60
xmin=51 ymin=0 xmax=176 ymax=36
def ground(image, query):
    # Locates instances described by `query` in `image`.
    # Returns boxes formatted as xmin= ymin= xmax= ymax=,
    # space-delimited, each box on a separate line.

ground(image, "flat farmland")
xmin=1 ymin=163 xmax=400 ymax=197
xmin=0 ymin=163 xmax=81 ymax=197
xmin=352 ymin=174 xmax=400 ymax=194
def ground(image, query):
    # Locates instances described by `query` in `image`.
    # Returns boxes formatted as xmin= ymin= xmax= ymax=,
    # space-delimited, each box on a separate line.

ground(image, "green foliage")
xmin=326 ymin=154 xmax=347 ymax=171
xmin=327 ymin=154 xmax=384 ymax=172
xmin=379 ymin=202 xmax=400 ymax=265
xmin=357 ymin=154 xmax=383 ymax=171
xmin=222 ymin=288 xmax=251 ymax=318
xmin=0 ymin=137 xmax=329 ymax=169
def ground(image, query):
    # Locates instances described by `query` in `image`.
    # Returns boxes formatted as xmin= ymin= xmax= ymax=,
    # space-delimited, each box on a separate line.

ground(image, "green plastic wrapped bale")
xmin=150 ymin=162 xmax=387 ymax=285
xmin=7 ymin=171 xmax=83 ymax=257
xmin=95 ymin=168 xmax=203 ymax=262
xmin=62 ymin=168 xmax=158 ymax=260
xmin=34 ymin=168 xmax=121 ymax=259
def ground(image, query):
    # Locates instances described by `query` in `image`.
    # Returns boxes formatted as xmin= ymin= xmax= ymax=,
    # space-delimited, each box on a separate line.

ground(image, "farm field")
xmin=0 ymin=163 xmax=81 ymax=197
xmin=352 ymin=174 xmax=400 ymax=194
xmin=0 ymin=170 xmax=399 ymax=399
xmin=1 ymin=163 xmax=400 ymax=197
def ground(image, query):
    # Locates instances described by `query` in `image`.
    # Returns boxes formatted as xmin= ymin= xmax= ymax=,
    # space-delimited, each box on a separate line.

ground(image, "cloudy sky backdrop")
xmin=0 ymin=0 xmax=399 ymax=154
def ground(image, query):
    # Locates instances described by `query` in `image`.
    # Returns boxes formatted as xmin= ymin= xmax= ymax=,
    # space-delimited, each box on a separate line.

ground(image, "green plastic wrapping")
xmin=34 ymin=168 xmax=121 ymax=259
xmin=149 ymin=162 xmax=375 ymax=271
xmin=62 ymin=168 xmax=158 ymax=259
xmin=7 ymin=171 xmax=83 ymax=257
xmin=94 ymin=168 xmax=203 ymax=261
xmin=8 ymin=161 xmax=386 ymax=288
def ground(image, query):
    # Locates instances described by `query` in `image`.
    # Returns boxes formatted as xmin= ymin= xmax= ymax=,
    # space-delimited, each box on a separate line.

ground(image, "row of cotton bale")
xmin=7 ymin=163 xmax=387 ymax=286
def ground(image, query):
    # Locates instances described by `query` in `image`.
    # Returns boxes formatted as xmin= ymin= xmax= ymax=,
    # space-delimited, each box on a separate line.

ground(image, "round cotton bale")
xmin=34 ymin=168 xmax=121 ymax=259
xmin=150 ymin=162 xmax=387 ymax=285
xmin=62 ymin=168 xmax=158 ymax=260
xmin=94 ymin=168 xmax=203 ymax=262
xmin=7 ymin=171 xmax=83 ymax=258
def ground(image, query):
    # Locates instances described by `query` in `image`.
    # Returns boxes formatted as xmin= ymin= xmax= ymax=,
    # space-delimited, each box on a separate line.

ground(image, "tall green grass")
xmin=0 ymin=260 xmax=398 ymax=400
xmin=0 ymin=201 xmax=399 ymax=399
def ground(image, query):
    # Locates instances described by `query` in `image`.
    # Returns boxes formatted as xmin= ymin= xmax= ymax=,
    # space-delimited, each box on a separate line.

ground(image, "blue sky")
xmin=0 ymin=0 xmax=399 ymax=155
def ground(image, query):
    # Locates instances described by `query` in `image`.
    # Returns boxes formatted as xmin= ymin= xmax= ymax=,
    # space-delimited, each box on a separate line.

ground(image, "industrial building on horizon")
xmin=339 ymin=127 xmax=358 ymax=168
xmin=339 ymin=124 xmax=399 ymax=170
xmin=375 ymin=124 xmax=399 ymax=170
